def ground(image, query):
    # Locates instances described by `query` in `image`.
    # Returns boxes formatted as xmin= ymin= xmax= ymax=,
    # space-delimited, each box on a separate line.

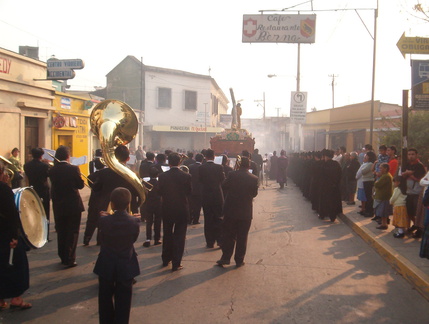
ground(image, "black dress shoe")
xmin=393 ymin=232 xmax=405 ymax=238
xmin=65 ymin=262 xmax=77 ymax=268
xmin=376 ymin=225 xmax=388 ymax=230
xmin=371 ymin=216 xmax=381 ymax=221
xmin=408 ymin=225 xmax=418 ymax=233
xmin=143 ymin=241 xmax=150 ymax=247
xmin=216 ymin=259 xmax=230 ymax=266
xmin=235 ymin=262 xmax=245 ymax=268
xmin=412 ymin=229 xmax=423 ymax=238
xmin=154 ymin=241 xmax=162 ymax=245
xmin=172 ymin=265 xmax=184 ymax=272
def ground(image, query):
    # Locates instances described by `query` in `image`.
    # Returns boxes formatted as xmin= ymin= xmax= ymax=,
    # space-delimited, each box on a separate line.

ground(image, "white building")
xmin=97 ymin=56 xmax=229 ymax=152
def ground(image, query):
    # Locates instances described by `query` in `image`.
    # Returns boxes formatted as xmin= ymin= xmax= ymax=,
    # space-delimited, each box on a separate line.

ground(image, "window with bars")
xmin=184 ymin=90 xmax=197 ymax=111
xmin=158 ymin=87 xmax=172 ymax=108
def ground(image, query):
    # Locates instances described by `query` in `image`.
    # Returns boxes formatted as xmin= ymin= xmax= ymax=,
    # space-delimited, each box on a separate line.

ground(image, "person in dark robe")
xmin=277 ymin=150 xmax=289 ymax=189
xmin=0 ymin=161 xmax=32 ymax=310
xmin=309 ymin=151 xmax=323 ymax=212
xmin=318 ymin=149 xmax=343 ymax=222
xmin=269 ymin=151 xmax=278 ymax=180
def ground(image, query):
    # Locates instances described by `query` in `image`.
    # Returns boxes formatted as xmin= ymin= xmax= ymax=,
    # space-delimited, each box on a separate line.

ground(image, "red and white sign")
xmin=242 ymin=14 xmax=316 ymax=44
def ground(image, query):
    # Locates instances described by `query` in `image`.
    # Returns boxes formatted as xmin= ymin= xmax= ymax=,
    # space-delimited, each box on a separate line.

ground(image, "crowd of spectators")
xmin=288 ymin=144 xmax=429 ymax=259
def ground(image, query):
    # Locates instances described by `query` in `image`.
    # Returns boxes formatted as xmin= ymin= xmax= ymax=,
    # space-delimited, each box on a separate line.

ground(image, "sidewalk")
xmin=339 ymin=203 xmax=429 ymax=301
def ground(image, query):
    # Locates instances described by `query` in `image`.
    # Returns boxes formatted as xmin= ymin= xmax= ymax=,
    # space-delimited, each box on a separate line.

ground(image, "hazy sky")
xmin=1 ymin=0 xmax=428 ymax=118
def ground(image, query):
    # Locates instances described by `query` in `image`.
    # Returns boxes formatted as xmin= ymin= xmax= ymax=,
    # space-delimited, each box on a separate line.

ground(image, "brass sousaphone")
xmin=90 ymin=99 xmax=146 ymax=206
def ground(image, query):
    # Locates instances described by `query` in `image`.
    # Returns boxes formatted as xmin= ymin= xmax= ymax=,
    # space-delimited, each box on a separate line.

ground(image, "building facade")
xmin=100 ymin=56 xmax=229 ymax=152
xmin=52 ymin=92 xmax=92 ymax=176
xmin=302 ymin=100 xmax=401 ymax=152
xmin=0 ymin=47 xmax=53 ymax=163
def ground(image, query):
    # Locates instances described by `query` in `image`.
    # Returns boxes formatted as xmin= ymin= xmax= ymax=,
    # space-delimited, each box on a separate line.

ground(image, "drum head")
xmin=14 ymin=187 xmax=48 ymax=249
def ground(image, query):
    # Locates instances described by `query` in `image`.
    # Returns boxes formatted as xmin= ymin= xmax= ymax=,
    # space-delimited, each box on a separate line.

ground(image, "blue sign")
xmin=411 ymin=60 xmax=429 ymax=110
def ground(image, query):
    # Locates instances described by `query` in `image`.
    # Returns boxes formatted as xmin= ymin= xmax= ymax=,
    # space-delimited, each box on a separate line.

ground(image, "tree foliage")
xmin=379 ymin=110 xmax=429 ymax=165
xmin=413 ymin=1 xmax=429 ymax=22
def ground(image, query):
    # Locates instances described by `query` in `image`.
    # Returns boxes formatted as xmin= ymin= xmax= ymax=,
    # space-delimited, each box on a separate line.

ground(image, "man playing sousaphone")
xmin=90 ymin=145 xmax=141 ymax=224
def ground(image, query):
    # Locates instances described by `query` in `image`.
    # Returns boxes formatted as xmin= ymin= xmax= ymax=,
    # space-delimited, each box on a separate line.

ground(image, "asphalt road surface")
xmin=2 ymin=180 xmax=429 ymax=324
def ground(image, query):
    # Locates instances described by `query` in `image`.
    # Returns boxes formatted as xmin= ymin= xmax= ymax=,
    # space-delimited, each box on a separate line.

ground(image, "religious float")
xmin=210 ymin=88 xmax=255 ymax=157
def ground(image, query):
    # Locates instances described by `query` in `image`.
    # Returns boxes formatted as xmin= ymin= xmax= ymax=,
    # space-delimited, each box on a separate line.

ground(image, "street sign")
xmin=396 ymin=32 xmax=429 ymax=58
xmin=290 ymin=91 xmax=307 ymax=123
xmin=46 ymin=58 xmax=84 ymax=80
xmin=47 ymin=70 xmax=76 ymax=80
xmin=47 ymin=59 xmax=84 ymax=70
xmin=411 ymin=60 xmax=429 ymax=110
xmin=242 ymin=14 xmax=316 ymax=44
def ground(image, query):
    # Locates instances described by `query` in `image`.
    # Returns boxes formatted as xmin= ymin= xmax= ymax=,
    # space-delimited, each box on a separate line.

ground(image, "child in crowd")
xmin=373 ymin=163 xmax=393 ymax=230
xmin=390 ymin=176 xmax=409 ymax=238
xmin=93 ymin=187 xmax=140 ymax=324
xmin=142 ymin=167 xmax=162 ymax=247
xmin=356 ymin=163 xmax=367 ymax=215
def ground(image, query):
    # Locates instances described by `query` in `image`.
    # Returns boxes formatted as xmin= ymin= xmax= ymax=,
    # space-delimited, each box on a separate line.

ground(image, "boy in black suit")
xmin=93 ymin=188 xmax=140 ymax=324
xmin=142 ymin=167 xmax=162 ymax=247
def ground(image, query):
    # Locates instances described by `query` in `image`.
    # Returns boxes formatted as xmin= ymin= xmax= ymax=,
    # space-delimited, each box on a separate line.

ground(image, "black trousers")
xmin=98 ymin=277 xmax=133 ymax=324
xmin=189 ymin=195 xmax=202 ymax=223
xmin=84 ymin=207 xmax=100 ymax=244
xmin=144 ymin=206 xmax=162 ymax=241
xmin=220 ymin=218 xmax=252 ymax=264
xmin=54 ymin=207 xmax=81 ymax=265
xmin=162 ymin=218 xmax=187 ymax=268
xmin=202 ymin=203 xmax=223 ymax=246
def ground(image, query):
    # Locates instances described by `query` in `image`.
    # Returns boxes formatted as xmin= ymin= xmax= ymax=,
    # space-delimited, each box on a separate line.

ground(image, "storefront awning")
xmin=151 ymin=125 xmax=224 ymax=133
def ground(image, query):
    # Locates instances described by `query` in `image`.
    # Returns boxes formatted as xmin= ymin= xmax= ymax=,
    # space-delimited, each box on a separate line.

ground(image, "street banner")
xmin=242 ymin=14 xmax=316 ymax=44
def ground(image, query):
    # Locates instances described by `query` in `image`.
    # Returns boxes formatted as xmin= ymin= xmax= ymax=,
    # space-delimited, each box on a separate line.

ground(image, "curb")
xmin=338 ymin=213 xmax=429 ymax=301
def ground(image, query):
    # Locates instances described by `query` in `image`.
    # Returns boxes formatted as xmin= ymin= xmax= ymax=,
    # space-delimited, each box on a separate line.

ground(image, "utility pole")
xmin=328 ymin=74 xmax=338 ymax=109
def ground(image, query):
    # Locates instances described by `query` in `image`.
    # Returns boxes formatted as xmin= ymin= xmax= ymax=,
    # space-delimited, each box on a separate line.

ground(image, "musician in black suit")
xmin=198 ymin=149 xmax=225 ymax=248
xmin=48 ymin=146 xmax=84 ymax=267
xmin=221 ymin=154 xmax=233 ymax=178
xmin=188 ymin=153 xmax=204 ymax=225
xmin=24 ymin=148 xmax=51 ymax=238
xmin=154 ymin=153 xmax=168 ymax=174
xmin=83 ymin=158 xmax=105 ymax=246
xmin=158 ymin=153 xmax=192 ymax=271
xmin=217 ymin=157 xmax=258 ymax=268
xmin=89 ymin=149 xmax=103 ymax=175
xmin=182 ymin=152 xmax=195 ymax=167
xmin=93 ymin=188 xmax=140 ymax=324
xmin=242 ymin=150 xmax=259 ymax=178
xmin=91 ymin=145 xmax=140 ymax=215
xmin=138 ymin=152 xmax=155 ymax=179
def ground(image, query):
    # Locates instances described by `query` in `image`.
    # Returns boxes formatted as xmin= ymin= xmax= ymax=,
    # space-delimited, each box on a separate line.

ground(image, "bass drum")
xmin=13 ymin=187 xmax=48 ymax=249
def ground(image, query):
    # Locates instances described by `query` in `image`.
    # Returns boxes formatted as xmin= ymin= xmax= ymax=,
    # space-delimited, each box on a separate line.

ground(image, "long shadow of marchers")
xmin=133 ymin=265 xmax=232 ymax=307
xmin=245 ymin=180 xmax=429 ymax=323
xmin=0 ymin=274 xmax=98 ymax=324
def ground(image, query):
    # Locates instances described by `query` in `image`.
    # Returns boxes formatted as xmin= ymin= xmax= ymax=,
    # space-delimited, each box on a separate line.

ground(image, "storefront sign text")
xmin=0 ymin=57 xmax=11 ymax=74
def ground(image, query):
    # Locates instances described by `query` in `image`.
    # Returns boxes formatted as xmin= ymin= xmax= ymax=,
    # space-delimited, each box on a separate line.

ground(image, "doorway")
xmin=25 ymin=117 xmax=39 ymax=163
xmin=58 ymin=135 xmax=73 ymax=154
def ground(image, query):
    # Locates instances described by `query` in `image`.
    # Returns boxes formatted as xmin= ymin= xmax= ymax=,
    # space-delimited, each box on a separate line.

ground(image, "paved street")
xmin=2 ymin=180 xmax=429 ymax=324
